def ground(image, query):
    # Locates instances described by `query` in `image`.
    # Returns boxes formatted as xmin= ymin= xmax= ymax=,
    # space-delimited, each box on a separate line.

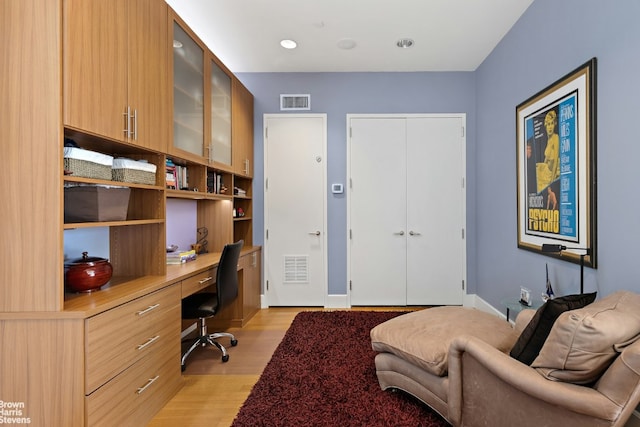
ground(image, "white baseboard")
xmin=325 ymin=294 xmax=350 ymax=308
xmin=464 ymin=294 xmax=506 ymax=318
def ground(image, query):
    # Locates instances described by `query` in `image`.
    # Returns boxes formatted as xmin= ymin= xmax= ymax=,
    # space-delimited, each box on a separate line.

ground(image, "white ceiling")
xmin=164 ymin=0 xmax=534 ymax=73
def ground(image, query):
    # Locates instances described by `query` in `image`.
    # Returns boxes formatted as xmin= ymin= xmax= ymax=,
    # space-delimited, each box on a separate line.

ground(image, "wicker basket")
xmin=63 ymin=147 xmax=113 ymax=180
xmin=63 ymin=158 xmax=112 ymax=180
xmin=112 ymin=158 xmax=157 ymax=185
xmin=112 ymin=168 xmax=156 ymax=185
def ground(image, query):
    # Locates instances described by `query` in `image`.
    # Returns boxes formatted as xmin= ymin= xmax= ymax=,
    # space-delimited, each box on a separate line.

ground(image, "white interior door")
xmin=264 ymin=114 xmax=327 ymax=306
xmin=406 ymin=117 xmax=465 ymax=305
xmin=349 ymin=118 xmax=407 ymax=305
xmin=348 ymin=114 xmax=465 ymax=306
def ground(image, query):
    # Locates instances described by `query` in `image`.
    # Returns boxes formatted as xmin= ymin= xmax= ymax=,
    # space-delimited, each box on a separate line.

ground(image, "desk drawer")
xmin=85 ymin=284 xmax=181 ymax=393
xmin=181 ymin=267 xmax=217 ymax=298
xmin=85 ymin=338 xmax=182 ymax=427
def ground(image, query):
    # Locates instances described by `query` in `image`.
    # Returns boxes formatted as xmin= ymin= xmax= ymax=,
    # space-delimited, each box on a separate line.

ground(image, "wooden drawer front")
xmin=85 ymin=284 xmax=180 ymax=393
xmin=86 ymin=338 xmax=182 ymax=427
xmin=181 ymin=267 xmax=216 ymax=298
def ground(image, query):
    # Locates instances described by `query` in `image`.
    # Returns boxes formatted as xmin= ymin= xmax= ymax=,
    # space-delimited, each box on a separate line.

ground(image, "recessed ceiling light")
xmin=337 ymin=38 xmax=357 ymax=50
xmin=280 ymin=39 xmax=298 ymax=49
xmin=396 ymin=38 xmax=414 ymax=48
xmin=173 ymin=40 xmax=183 ymax=49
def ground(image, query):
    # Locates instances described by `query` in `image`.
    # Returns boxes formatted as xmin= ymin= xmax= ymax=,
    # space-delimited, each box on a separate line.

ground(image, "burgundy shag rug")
xmin=232 ymin=311 xmax=449 ymax=427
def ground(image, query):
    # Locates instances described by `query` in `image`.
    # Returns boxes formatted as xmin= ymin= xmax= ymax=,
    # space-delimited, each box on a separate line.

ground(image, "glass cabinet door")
xmin=210 ymin=59 xmax=232 ymax=165
xmin=172 ymin=22 xmax=204 ymax=157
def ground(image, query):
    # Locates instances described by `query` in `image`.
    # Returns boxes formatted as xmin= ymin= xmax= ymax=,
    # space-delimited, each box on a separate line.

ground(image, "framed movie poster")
xmin=516 ymin=58 xmax=597 ymax=267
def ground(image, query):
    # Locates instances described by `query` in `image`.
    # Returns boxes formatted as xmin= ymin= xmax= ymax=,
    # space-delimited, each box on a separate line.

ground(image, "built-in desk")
xmin=167 ymin=246 xmax=262 ymax=328
xmin=5 ymin=246 xmax=261 ymax=427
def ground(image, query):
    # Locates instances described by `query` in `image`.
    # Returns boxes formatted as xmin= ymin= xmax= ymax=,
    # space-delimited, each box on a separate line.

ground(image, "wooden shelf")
xmin=64 ymin=219 xmax=165 ymax=230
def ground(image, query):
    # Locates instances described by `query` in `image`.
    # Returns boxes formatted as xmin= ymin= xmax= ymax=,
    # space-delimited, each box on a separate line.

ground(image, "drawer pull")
xmin=136 ymin=335 xmax=160 ymax=350
xmin=136 ymin=375 xmax=159 ymax=394
xmin=136 ymin=303 xmax=160 ymax=316
xmin=198 ymin=276 xmax=213 ymax=284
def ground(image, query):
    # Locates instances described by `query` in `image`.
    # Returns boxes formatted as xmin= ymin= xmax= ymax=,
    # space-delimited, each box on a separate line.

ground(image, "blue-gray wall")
xmin=474 ymin=0 xmax=640 ymax=309
xmin=238 ymin=0 xmax=640 ymax=306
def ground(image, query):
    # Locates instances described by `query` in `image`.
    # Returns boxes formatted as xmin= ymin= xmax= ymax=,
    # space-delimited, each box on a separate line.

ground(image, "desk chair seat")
xmin=181 ymin=240 xmax=243 ymax=371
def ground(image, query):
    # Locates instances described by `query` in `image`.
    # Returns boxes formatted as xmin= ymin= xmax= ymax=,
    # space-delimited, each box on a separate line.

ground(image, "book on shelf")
xmin=166 ymin=249 xmax=197 ymax=264
xmin=207 ymin=171 xmax=228 ymax=194
xmin=165 ymin=158 xmax=177 ymax=189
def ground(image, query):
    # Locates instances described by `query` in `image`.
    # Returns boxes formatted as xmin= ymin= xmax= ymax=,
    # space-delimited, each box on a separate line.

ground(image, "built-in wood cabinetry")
xmin=64 ymin=0 xmax=170 ymax=151
xmin=170 ymin=13 xmax=206 ymax=162
xmin=1 ymin=1 xmax=258 ymax=425
xmin=233 ymin=79 xmax=255 ymax=177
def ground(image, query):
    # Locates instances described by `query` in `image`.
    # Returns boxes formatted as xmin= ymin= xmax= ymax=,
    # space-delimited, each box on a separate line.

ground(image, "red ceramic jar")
xmin=64 ymin=251 xmax=113 ymax=293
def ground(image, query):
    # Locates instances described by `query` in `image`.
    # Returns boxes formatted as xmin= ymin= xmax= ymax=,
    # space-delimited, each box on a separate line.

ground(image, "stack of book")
xmin=165 ymin=159 xmax=177 ymax=189
xmin=234 ymin=186 xmax=246 ymax=197
xmin=207 ymin=171 xmax=228 ymax=194
xmin=166 ymin=249 xmax=197 ymax=265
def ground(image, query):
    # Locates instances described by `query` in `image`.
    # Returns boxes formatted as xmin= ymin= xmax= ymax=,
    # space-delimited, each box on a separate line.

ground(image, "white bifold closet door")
xmin=348 ymin=115 xmax=465 ymax=306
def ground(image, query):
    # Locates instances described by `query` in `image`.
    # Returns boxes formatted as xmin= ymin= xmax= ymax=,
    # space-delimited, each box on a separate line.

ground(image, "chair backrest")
xmin=215 ymin=240 xmax=243 ymax=312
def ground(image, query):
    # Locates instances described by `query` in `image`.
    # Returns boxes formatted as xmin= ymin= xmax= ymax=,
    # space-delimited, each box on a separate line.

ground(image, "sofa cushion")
xmin=532 ymin=291 xmax=640 ymax=384
xmin=370 ymin=306 xmax=519 ymax=377
xmin=510 ymin=292 xmax=597 ymax=365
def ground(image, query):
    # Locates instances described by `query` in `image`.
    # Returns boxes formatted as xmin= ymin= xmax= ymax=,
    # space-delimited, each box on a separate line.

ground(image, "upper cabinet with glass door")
xmin=170 ymin=13 xmax=206 ymax=163
xmin=210 ymin=57 xmax=232 ymax=168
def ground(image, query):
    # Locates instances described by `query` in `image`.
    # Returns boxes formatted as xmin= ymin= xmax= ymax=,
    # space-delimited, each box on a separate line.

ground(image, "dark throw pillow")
xmin=509 ymin=292 xmax=597 ymax=365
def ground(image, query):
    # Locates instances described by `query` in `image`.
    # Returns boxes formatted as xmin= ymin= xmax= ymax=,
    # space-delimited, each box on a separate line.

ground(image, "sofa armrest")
xmin=514 ymin=308 xmax=536 ymax=333
xmin=447 ymin=335 xmax=622 ymax=427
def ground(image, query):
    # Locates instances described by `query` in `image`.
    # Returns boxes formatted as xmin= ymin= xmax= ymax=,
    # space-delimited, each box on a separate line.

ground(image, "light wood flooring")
xmin=148 ymin=307 xmax=416 ymax=427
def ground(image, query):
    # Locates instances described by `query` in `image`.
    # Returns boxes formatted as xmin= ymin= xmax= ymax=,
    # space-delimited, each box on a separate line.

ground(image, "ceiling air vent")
xmin=280 ymin=94 xmax=311 ymax=111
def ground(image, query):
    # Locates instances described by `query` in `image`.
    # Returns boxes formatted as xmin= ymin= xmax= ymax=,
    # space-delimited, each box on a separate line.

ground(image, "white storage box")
xmin=63 ymin=147 xmax=113 ymax=180
xmin=112 ymin=158 xmax=157 ymax=185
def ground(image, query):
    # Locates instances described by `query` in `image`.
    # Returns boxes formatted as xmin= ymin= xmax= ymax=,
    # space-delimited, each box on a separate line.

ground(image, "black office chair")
xmin=181 ymin=240 xmax=243 ymax=370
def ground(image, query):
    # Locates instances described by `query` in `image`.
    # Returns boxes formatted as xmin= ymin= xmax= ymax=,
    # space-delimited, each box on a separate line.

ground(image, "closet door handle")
xmin=409 ymin=231 xmax=421 ymax=236
xmin=309 ymin=231 xmax=321 ymax=236
xmin=394 ymin=231 xmax=405 ymax=236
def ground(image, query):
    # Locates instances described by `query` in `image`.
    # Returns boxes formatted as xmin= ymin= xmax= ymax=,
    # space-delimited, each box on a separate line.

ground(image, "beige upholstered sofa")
xmin=371 ymin=291 xmax=640 ymax=427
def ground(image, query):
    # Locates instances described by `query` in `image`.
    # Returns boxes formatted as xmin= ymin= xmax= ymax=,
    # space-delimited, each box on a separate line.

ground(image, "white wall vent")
xmin=283 ymin=255 xmax=309 ymax=283
xmin=280 ymin=94 xmax=311 ymax=111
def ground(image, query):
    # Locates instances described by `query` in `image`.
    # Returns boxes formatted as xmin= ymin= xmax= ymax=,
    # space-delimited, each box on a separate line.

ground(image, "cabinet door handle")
xmin=244 ymin=159 xmax=250 ymax=175
xmin=394 ymin=231 xmax=405 ymax=236
xmin=123 ymin=106 xmax=131 ymax=138
xmin=132 ymin=108 xmax=138 ymax=140
xmin=308 ymin=231 xmax=321 ymax=236
xmin=136 ymin=303 xmax=160 ymax=316
xmin=136 ymin=375 xmax=160 ymax=394
xmin=409 ymin=231 xmax=421 ymax=236
xmin=136 ymin=335 xmax=160 ymax=350
xmin=198 ymin=276 xmax=213 ymax=284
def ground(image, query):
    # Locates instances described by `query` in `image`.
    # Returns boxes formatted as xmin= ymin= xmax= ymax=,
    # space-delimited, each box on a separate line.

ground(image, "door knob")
xmin=309 ymin=231 xmax=321 ymax=236
xmin=409 ymin=231 xmax=421 ymax=236
xmin=394 ymin=231 xmax=405 ymax=236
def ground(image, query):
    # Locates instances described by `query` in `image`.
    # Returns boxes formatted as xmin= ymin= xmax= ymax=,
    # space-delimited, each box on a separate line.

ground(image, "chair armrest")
xmin=514 ymin=308 xmax=536 ymax=333
xmin=447 ymin=335 xmax=620 ymax=426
